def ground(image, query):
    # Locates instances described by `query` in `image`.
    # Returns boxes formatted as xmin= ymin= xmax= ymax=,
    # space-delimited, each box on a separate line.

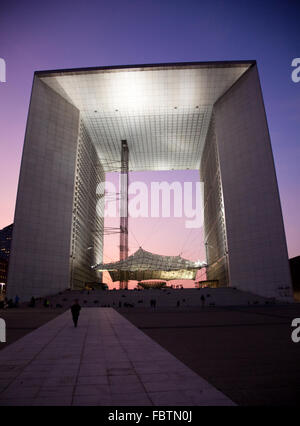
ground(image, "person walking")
xmin=14 ymin=295 xmax=20 ymax=307
xmin=200 ymin=294 xmax=205 ymax=308
xmin=71 ymin=299 xmax=81 ymax=328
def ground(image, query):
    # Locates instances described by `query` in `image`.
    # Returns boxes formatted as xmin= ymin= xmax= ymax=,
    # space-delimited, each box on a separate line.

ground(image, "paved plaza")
xmin=122 ymin=304 xmax=300 ymax=405
xmin=0 ymin=308 xmax=235 ymax=406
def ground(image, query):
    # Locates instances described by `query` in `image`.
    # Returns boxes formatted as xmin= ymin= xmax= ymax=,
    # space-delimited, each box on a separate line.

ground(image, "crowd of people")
xmin=0 ymin=291 xmax=208 ymax=311
xmin=0 ymin=294 xmax=53 ymax=309
xmin=0 ymin=294 xmax=19 ymax=309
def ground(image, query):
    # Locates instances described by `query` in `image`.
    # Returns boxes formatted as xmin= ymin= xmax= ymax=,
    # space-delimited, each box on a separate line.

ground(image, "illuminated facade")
xmin=7 ymin=61 xmax=293 ymax=301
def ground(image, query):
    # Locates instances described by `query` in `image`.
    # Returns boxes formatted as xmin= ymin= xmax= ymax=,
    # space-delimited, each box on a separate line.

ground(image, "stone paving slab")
xmin=0 ymin=308 xmax=235 ymax=406
xmin=122 ymin=305 xmax=300 ymax=405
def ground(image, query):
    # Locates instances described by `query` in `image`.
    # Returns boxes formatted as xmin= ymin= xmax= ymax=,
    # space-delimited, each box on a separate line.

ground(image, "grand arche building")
xmin=7 ymin=61 xmax=293 ymax=301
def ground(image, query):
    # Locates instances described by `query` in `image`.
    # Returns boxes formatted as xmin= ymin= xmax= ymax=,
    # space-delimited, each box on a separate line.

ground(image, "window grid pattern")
xmin=70 ymin=122 xmax=105 ymax=289
xmin=41 ymin=65 xmax=249 ymax=172
xmin=201 ymin=114 xmax=228 ymax=286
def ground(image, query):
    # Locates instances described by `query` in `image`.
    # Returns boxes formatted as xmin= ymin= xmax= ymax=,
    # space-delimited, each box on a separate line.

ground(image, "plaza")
xmin=2 ymin=60 xmax=297 ymax=407
xmin=0 ymin=302 xmax=299 ymax=405
xmin=0 ymin=308 xmax=235 ymax=406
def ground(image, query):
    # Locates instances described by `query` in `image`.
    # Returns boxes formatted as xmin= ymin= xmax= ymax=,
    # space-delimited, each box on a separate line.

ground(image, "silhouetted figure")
xmin=150 ymin=299 xmax=156 ymax=309
xmin=71 ymin=299 xmax=81 ymax=328
xmin=14 ymin=295 xmax=20 ymax=307
xmin=29 ymin=296 xmax=36 ymax=308
xmin=176 ymin=300 xmax=180 ymax=308
xmin=43 ymin=298 xmax=49 ymax=308
xmin=201 ymin=294 xmax=205 ymax=308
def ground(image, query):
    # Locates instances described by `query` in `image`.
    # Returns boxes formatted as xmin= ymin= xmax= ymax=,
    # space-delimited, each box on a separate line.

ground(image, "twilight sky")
xmin=0 ymin=0 xmax=299 ymax=286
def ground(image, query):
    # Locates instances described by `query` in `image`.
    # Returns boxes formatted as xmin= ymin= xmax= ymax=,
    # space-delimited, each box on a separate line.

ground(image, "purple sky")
xmin=1 ymin=0 xmax=299 ymax=270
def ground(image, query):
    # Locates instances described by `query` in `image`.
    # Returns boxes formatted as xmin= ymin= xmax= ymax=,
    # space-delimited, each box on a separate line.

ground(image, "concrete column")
xmin=213 ymin=65 xmax=292 ymax=300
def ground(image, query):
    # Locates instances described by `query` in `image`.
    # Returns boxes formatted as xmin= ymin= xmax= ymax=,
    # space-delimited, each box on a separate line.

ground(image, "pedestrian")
xmin=3 ymin=297 xmax=8 ymax=309
xmin=71 ymin=299 xmax=81 ymax=328
xmin=201 ymin=294 xmax=205 ymax=308
xmin=14 ymin=294 xmax=20 ymax=307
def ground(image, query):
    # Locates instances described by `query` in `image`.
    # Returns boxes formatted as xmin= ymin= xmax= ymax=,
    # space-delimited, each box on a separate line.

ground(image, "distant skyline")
xmin=1 ymin=0 xmax=299 ymax=273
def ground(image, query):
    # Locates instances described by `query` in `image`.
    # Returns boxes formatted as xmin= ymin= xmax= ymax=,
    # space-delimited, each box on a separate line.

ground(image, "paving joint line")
xmin=106 ymin=309 xmax=155 ymax=406
xmin=0 ymin=313 xmax=71 ymax=399
xmin=70 ymin=314 xmax=91 ymax=406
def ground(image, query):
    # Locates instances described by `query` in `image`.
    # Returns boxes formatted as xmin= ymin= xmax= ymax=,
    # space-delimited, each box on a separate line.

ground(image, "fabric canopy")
xmin=92 ymin=247 xmax=206 ymax=282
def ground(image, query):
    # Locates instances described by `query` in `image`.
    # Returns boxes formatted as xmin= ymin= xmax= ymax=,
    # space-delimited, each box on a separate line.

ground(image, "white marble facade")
xmin=7 ymin=62 xmax=293 ymax=301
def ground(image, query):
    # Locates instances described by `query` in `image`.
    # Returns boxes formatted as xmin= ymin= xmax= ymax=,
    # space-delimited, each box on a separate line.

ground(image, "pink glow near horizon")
xmin=102 ymin=170 xmax=206 ymax=289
